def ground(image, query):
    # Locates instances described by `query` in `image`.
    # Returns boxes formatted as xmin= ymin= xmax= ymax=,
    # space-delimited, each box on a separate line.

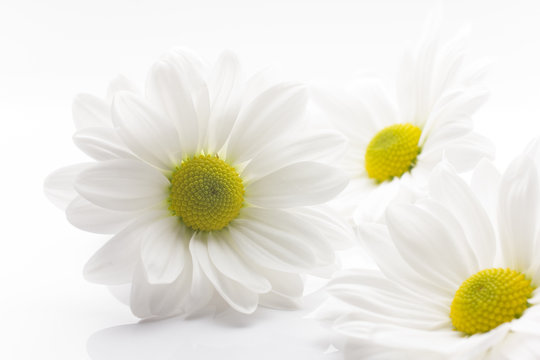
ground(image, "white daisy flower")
xmin=316 ymin=140 xmax=540 ymax=359
xmin=44 ymin=49 xmax=353 ymax=318
xmin=313 ymin=17 xmax=494 ymax=222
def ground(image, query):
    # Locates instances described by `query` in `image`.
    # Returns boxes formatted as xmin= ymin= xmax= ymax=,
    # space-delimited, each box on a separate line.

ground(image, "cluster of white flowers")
xmin=45 ymin=16 xmax=540 ymax=360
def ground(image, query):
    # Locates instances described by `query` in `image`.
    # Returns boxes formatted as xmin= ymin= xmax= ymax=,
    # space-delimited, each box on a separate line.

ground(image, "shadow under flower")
xmin=87 ymin=293 xmax=341 ymax=360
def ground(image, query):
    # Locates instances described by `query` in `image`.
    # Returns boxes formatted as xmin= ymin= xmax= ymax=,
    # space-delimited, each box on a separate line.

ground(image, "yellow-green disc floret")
xmin=168 ymin=154 xmax=244 ymax=232
xmin=365 ymin=123 xmax=422 ymax=182
xmin=450 ymin=268 xmax=535 ymax=335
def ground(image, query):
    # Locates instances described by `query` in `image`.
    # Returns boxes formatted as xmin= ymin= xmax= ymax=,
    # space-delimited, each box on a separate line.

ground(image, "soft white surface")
xmin=1 ymin=0 xmax=540 ymax=359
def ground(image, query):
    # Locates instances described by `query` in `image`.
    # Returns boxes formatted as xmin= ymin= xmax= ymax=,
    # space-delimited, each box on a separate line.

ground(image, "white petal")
xmin=146 ymin=58 xmax=200 ymax=156
xmin=75 ymin=159 xmax=169 ymax=211
xmin=471 ymin=158 xmax=501 ymax=219
xmin=243 ymin=207 xmax=336 ymax=266
xmin=226 ymin=83 xmax=307 ymax=162
xmin=130 ymin=257 xmax=193 ymax=318
xmin=498 ymin=155 xmax=540 ymax=271
xmin=420 ymin=88 xmax=489 ymax=144
xmin=386 ymin=202 xmax=478 ymax=290
xmin=66 ymin=196 xmax=136 ymax=234
xmin=328 ymin=271 xmax=449 ymax=330
xmin=73 ymin=126 xmax=134 ymax=161
xmin=207 ymin=50 xmax=242 ymax=153
xmin=44 ymin=163 xmax=91 ymax=210
xmin=242 ymin=130 xmax=346 ymax=180
xmin=295 ymin=205 xmax=354 ymax=250
xmin=524 ymin=137 xmax=540 ymax=170
xmin=83 ymin=211 xmax=166 ymax=285
xmin=356 ymin=222 xmax=451 ymax=301
xmin=229 ymin=214 xmax=318 ymax=273
xmin=309 ymin=85 xmax=378 ymax=143
xmin=72 ymin=93 xmax=110 ymax=130
xmin=112 ymin=91 xmax=182 ymax=171
xmin=429 ymin=163 xmax=496 ymax=268
xmin=140 ymin=216 xmax=189 ymax=284
xmin=246 ymin=161 xmax=347 ymax=208
xmin=207 ymin=229 xmax=271 ymax=293
xmin=106 ymin=75 xmax=139 ymax=101
xmin=190 ymin=233 xmax=258 ymax=313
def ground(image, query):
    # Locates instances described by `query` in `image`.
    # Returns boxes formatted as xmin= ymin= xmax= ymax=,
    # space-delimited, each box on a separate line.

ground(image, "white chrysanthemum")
xmin=313 ymin=18 xmax=494 ymax=222
xmin=316 ymin=140 xmax=540 ymax=360
xmin=44 ymin=50 xmax=353 ymax=318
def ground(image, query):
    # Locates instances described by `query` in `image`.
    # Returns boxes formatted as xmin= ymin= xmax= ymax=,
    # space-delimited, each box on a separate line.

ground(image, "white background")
xmin=1 ymin=0 xmax=540 ymax=359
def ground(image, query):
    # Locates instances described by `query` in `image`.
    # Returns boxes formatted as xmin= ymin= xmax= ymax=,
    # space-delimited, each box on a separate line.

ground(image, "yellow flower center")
xmin=364 ymin=123 xmax=421 ymax=182
xmin=168 ymin=154 xmax=244 ymax=232
xmin=450 ymin=268 xmax=535 ymax=335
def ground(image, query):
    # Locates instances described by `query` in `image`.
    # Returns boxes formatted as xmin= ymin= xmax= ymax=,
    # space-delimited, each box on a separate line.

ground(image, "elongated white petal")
xmin=356 ymin=222 xmax=451 ymax=300
xmin=140 ymin=216 xmax=189 ymax=284
xmin=66 ymin=196 xmax=136 ymax=234
xmin=83 ymin=211 xmax=166 ymax=285
xmin=75 ymin=159 xmax=169 ymax=211
xmin=227 ymin=83 xmax=307 ymax=162
xmin=429 ymin=163 xmax=495 ymax=268
xmin=246 ymin=161 xmax=347 ymax=208
xmin=471 ymin=158 xmax=501 ymax=219
xmin=386 ymin=203 xmax=477 ymax=290
xmin=207 ymin=50 xmax=242 ymax=152
xmin=498 ymin=155 xmax=539 ymax=271
xmin=229 ymin=214 xmax=318 ymax=273
xmin=130 ymin=257 xmax=194 ymax=318
xmin=328 ymin=272 xmax=449 ymax=330
xmin=72 ymin=93 xmax=110 ymax=130
xmin=112 ymin=92 xmax=182 ymax=171
xmin=207 ymin=229 xmax=271 ymax=293
xmin=73 ymin=126 xmax=134 ymax=161
xmin=44 ymin=163 xmax=92 ymax=210
xmin=190 ymin=233 xmax=258 ymax=314
xmin=245 ymin=207 xmax=336 ymax=266
xmin=106 ymin=75 xmax=139 ymax=101
xmin=146 ymin=58 xmax=200 ymax=156
xmin=242 ymin=130 xmax=346 ymax=180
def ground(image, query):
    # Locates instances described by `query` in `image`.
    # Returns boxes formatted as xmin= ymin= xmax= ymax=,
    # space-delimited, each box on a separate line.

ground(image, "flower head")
xmin=45 ymin=50 xmax=352 ymax=318
xmin=313 ymin=18 xmax=493 ymax=222
xmin=317 ymin=139 xmax=540 ymax=359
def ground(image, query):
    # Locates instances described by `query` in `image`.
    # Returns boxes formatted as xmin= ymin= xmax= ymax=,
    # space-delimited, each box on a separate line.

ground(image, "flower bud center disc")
xmin=168 ymin=154 xmax=244 ymax=232
xmin=364 ymin=123 xmax=421 ymax=182
xmin=450 ymin=268 xmax=534 ymax=335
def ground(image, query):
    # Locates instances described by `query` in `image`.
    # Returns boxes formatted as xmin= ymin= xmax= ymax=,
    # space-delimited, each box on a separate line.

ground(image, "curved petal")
xmin=66 ymin=196 xmax=137 ymax=234
xmin=470 ymin=158 xmax=501 ymax=219
xmin=207 ymin=50 xmax=242 ymax=153
xmin=73 ymin=126 xmax=134 ymax=161
xmin=246 ymin=161 xmax=347 ymax=208
xmin=146 ymin=57 xmax=200 ymax=156
xmin=386 ymin=202 xmax=478 ymax=291
xmin=140 ymin=216 xmax=190 ymax=284
xmin=106 ymin=74 xmax=139 ymax=101
xmin=242 ymin=207 xmax=336 ymax=267
xmin=130 ymin=256 xmax=194 ymax=318
xmin=356 ymin=222 xmax=451 ymax=301
xmin=190 ymin=233 xmax=258 ymax=314
xmin=72 ymin=93 xmax=110 ymax=130
xmin=83 ymin=211 xmax=166 ymax=285
xmin=498 ymin=155 xmax=540 ymax=271
xmin=207 ymin=229 xmax=271 ymax=293
xmin=229 ymin=214 xmax=318 ymax=273
xmin=429 ymin=163 xmax=496 ymax=268
xmin=112 ymin=92 xmax=182 ymax=171
xmin=226 ymin=83 xmax=307 ymax=162
xmin=242 ymin=130 xmax=346 ymax=180
xmin=44 ymin=163 xmax=92 ymax=210
xmin=75 ymin=159 xmax=169 ymax=211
